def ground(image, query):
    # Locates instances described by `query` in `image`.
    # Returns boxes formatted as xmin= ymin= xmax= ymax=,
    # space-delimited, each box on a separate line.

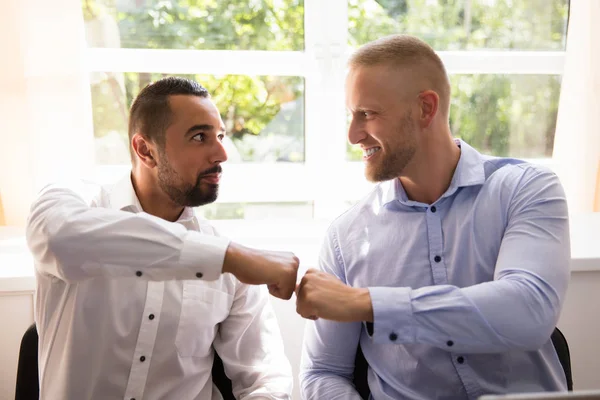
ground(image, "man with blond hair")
xmin=296 ymin=35 xmax=570 ymax=399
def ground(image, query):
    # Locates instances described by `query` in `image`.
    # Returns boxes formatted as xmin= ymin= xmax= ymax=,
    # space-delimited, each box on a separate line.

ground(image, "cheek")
xmin=367 ymin=121 xmax=391 ymax=145
xmin=163 ymin=153 xmax=194 ymax=180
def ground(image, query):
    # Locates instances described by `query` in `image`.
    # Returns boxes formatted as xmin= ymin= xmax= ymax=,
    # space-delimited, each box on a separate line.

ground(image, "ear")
xmin=131 ymin=133 xmax=158 ymax=168
xmin=418 ymin=90 xmax=439 ymax=129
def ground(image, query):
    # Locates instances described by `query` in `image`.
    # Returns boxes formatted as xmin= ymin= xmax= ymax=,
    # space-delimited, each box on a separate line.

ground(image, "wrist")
xmin=353 ymin=288 xmax=374 ymax=322
xmin=222 ymin=242 xmax=243 ymax=276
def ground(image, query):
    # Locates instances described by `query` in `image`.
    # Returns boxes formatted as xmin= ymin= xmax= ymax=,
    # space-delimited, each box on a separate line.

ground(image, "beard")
xmin=365 ymin=111 xmax=417 ymax=182
xmin=157 ymin=153 xmax=221 ymax=207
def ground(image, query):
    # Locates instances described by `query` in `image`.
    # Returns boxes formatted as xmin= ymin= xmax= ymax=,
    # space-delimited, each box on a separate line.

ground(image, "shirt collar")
xmin=108 ymin=173 xmax=196 ymax=222
xmin=381 ymin=139 xmax=486 ymax=208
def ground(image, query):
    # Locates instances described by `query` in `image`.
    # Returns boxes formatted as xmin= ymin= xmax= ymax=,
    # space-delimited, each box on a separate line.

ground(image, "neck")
xmin=131 ymin=167 xmax=184 ymax=222
xmin=399 ymin=126 xmax=460 ymax=205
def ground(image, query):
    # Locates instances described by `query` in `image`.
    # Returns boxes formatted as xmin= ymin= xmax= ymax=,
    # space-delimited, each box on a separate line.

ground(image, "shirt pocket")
xmin=175 ymin=282 xmax=233 ymax=358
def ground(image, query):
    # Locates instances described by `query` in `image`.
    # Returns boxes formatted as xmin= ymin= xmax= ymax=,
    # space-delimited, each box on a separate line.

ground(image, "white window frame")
xmin=87 ymin=0 xmax=566 ymax=221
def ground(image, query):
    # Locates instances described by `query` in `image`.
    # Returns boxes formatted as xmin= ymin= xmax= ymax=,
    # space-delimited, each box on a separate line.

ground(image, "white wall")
xmin=557 ymin=271 xmax=600 ymax=390
xmin=0 ymin=270 xmax=599 ymax=400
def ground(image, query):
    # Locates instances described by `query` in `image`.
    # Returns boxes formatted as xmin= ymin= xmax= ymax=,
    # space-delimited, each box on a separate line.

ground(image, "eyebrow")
xmin=185 ymin=124 xmax=226 ymax=136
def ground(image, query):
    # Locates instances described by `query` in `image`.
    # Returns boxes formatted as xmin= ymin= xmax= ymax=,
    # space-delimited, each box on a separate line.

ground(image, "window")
xmin=91 ymin=72 xmax=305 ymax=164
xmin=83 ymin=0 xmax=304 ymax=50
xmin=348 ymin=0 xmax=568 ymax=50
xmin=83 ymin=0 xmax=569 ymax=221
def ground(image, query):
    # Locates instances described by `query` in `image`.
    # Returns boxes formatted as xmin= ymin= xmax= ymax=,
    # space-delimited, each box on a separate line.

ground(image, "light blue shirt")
xmin=300 ymin=140 xmax=570 ymax=400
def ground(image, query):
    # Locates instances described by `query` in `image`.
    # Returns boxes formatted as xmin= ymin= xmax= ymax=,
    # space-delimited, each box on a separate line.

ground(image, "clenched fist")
xmin=223 ymin=242 xmax=299 ymax=299
xmin=295 ymin=269 xmax=374 ymax=322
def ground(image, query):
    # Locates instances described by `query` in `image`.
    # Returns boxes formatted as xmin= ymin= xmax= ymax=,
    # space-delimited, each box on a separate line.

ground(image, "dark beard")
xmin=157 ymin=160 xmax=221 ymax=207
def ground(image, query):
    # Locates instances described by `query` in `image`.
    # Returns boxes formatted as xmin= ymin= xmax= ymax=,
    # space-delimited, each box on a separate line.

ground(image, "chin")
xmin=365 ymin=166 xmax=398 ymax=183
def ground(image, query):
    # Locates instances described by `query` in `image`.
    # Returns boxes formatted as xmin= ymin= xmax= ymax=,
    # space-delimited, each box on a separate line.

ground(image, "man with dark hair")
xmin=27 ymin=77 xmax=296 ymax=399
xmin=297 ymin=35 xmax=570 ymax=399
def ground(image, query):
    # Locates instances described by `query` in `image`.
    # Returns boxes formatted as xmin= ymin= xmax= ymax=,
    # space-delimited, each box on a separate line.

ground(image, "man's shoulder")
xmin=38 ymin=179 xmax=109 ymax=206
xmin=482 ymin=156 xmax=558 ymax=191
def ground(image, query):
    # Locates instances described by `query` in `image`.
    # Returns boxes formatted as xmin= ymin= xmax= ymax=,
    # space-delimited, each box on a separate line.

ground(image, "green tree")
xmin=84 ymin=0 xmax=568 ymax=164
xmin=84 ymin=0 xmax=304 ymax=163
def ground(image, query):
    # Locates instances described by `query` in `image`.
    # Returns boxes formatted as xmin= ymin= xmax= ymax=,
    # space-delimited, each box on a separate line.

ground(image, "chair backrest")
xmin=15 ymin=324 xmax=235 ymax=400
xmin=14 ymin=324 xmax=38 ymax=400
xmin=352 ymin=327 xmax=573 ymax=399
xmin=551 ymin=327 xmax=573 ymax=390
xmin=352 ymin=344 xmax=370 ymax=400
xmin=211 ymin=348 xmax=236 ymax=400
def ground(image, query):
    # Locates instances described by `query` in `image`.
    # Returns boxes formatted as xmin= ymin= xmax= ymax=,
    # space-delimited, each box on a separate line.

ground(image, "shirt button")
xmin=140 ymin=356 xmax=146 ymax=362
xmin=389 ymin=332 xmax=398 ymax=341
xmin=196 ymin=272 xmax=203 ymax=278
xmin=135 ymin=271 xmax=142 ymax=277
xmin=447 ymin=340 xmax=454 ymax=347
xmin=148 ymin=314 xmax=155 ymax=320
xmin=430 ymin=206 xmax=437 ymax=213
xmin=457 ymin=356 xmax=465 ymax=364
xmin=434 ymin=255 xmax=442 ymax=263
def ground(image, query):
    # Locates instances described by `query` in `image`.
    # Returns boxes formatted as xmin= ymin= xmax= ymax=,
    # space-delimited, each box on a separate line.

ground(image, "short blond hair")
xmin=349 ymin=34 xmax=451 ymax=115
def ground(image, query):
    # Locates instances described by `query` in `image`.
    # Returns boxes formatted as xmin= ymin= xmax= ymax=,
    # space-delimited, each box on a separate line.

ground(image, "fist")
xmin=295 ymin=269 xmax=373 ymax=322
xmin=265 ymin=251 xmax=300 ymax=300
xmin=223 ymin=243 xmax=300 ymax=300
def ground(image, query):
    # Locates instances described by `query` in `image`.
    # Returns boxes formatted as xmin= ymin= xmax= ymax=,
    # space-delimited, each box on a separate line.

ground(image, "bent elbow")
xmin=509 ymin=300 xmax=560 ymax=351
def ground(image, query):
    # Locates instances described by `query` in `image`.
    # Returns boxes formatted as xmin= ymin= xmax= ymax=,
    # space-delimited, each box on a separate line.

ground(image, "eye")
xmin=192 ymin=133 xmax=205 ymax=142
xmin=218 ymin=133 xmax=225 ymax=142
xmin=353 ymin=110 xmax=374 ymax=119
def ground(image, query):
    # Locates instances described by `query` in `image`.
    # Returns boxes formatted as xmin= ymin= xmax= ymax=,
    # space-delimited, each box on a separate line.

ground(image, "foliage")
xmin=84 ymin=0 xmax=568 ymax=163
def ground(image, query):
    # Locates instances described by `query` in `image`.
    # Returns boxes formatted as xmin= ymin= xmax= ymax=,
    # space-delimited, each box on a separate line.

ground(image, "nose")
xmin=347 ymin=117 xmax=367 ymax=145
xmin=209 ymin=139 xmax=228 ymax=164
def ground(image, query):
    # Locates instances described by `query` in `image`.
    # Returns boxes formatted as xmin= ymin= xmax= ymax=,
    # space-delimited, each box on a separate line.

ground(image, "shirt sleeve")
xmin=213 ymin=282 xmax=293 ymax=400
xmin=299 ymin=228 xmax=364 ymax=400
xmin=26 ymin=181 xmax=230 ymax=282
xmin=368 ymin=167 xmax=571 ymax=353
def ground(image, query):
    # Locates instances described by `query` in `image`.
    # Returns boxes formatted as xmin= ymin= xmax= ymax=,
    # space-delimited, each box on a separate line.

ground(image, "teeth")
xmin=364 ymin=147 xmax=381 ymax=157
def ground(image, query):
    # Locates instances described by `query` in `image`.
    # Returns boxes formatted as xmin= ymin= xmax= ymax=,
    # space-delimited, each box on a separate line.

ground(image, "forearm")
xmin=300 ymin=368 xmax=363 ymax=400
xmin=27 ymin=186 xmax=228 ymax=282
xmin=369 ymin=274 xmax=562 ymax=353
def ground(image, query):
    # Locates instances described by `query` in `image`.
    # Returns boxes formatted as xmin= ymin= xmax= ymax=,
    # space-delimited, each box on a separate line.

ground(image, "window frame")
xmin=86 ymin=0 xmax=567 ymax=221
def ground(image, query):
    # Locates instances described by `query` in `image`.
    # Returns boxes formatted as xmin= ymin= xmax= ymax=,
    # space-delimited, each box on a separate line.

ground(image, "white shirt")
xmin=26 ymin=175 xmax=293 ymax=400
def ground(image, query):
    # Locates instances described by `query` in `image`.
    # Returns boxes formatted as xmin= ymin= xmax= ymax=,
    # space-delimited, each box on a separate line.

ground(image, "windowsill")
xmin=1 ymin=213 xmax=599 ymax=293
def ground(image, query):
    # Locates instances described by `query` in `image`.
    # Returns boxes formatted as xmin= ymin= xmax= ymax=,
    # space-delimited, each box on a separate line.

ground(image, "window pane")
xmin=91 ymin=72 xmax=305 ymax=164
xmin=83 ymin=0 xmax=304 ymax=51
xmin=197 ymin=202 xmax=314 ymax=220
xmin=349 ymin=0 xmax=569 ymax=50
xmin=347 ymin=74 xmax=560 ymax=160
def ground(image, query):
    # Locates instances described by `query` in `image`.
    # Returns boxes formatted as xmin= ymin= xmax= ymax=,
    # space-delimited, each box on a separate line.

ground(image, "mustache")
xmin=199 ymin=165 xmax=222 ymax=177
xmin=195 ymin=165 xmax=222 ymax=186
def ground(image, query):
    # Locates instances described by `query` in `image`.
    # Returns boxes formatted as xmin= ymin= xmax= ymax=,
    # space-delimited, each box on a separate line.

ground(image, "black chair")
xmin=551 ymin=327 xmax=573 ymax=391
xmin=352 ymin=327 xmax=573 ymax=399
xmin=14 ymin=325 xmax=38 ymax=400
xmin=15 ymin=324 xmax=235 ymax=400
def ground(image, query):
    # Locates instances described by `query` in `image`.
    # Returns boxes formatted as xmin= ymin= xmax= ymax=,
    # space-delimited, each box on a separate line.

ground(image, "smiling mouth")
xmin=363 ymin=147 xmax=381 ymax=160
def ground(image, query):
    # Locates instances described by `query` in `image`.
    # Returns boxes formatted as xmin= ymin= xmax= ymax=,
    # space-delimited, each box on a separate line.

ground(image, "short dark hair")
xmin=128 ymin=76 xmax=210 ymax=162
